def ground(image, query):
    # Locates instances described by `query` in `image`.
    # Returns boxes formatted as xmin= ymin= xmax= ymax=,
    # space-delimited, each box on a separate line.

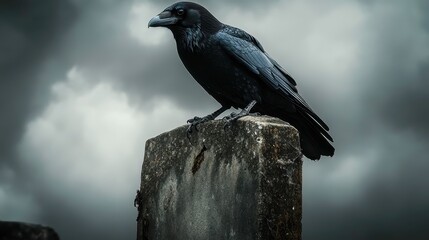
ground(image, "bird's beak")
xmin=148 ymin=11 xmax=178 ymax=28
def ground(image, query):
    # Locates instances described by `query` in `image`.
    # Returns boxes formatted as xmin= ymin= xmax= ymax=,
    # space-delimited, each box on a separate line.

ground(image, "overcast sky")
xmin=1 ymin=0 xmax=428 ymax=239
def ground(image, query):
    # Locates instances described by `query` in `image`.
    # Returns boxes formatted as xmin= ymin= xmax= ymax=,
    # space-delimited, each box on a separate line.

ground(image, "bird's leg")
xmin=223 ymin=100 xmax=260 ymax=128
xmin=187 ymin=106 xmax=229 ymax=137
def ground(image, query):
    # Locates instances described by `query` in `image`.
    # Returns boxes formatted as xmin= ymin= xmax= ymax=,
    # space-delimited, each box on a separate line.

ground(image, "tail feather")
xmin=281 ymin=109 xmax=335 ymax=160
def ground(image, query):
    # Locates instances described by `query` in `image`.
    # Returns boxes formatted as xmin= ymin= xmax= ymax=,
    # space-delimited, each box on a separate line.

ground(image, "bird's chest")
xmin=178 ymin=45 xmax=260 ymax=106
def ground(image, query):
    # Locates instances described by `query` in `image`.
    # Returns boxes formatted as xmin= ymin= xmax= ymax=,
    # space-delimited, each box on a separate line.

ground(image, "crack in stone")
xmin=192 ymin=145 xmax=207 ymax=174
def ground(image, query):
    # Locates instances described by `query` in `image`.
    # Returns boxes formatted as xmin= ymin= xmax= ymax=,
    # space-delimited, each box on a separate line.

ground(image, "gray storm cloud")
xmin=1 ymin=0 xmax=428 ymax=239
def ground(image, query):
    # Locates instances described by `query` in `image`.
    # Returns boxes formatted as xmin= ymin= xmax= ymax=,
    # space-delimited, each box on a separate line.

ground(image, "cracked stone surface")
xmin=137 ymin=115 xmax=302 ymax=240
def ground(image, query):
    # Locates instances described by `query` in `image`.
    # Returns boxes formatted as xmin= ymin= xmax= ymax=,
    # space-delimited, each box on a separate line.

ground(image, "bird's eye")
xmin=177 ymin=9 xmax=185 ymax=16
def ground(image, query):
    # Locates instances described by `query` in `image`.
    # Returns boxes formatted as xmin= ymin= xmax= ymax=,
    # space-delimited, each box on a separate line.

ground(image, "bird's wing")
xmin=220 ymin=26 xmax=297 ymax=87
xmin=216 ymin=30 xmax=330 ymax=131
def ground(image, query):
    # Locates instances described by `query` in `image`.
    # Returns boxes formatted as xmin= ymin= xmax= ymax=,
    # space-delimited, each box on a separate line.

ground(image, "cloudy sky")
xmin=1 ymin=0 xmax=428 ymax=239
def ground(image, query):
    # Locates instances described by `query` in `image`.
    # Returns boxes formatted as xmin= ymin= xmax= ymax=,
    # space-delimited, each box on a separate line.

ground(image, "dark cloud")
xmin=33 ymin=188 xmax=136 ymax=240
xmin=1 ymin=0 xmax=428 ymax=240
xmin=354 ymin=0 xmax=429 ymax=138
xmin=47 ymin=0 xmax=219 ymax=112
xmin=0 ymin=1 xmax=136 ymax=239
xmin=300 ymin=1 xmax=429 ymax=239
xmin=304 ymin=129 xmax=429 ymax=240
xmin=0 ymin=0 xmax=77 ymax=166
xmin=373 ymin=60 xmax=429 ymax=137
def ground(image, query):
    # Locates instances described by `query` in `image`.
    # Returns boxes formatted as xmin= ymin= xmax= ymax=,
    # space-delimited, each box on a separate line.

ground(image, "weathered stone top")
xmin=147 ymin=115 xmax=301 ymax=155
xmin=143 ymin=115 xmax=302 ymax=190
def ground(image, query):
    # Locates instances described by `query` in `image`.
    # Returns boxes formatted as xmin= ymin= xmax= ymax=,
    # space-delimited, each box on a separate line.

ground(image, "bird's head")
xmin=148 ymin=2 xmax=221 ymax=34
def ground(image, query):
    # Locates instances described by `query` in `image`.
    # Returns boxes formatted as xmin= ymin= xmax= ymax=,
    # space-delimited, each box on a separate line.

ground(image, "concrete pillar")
xmin=136 ymin=116 xmax=302 ymax=240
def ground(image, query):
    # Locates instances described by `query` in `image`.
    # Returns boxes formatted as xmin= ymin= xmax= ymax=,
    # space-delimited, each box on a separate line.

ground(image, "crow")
xmin=148 ymin=2 xmax=334 ymax=160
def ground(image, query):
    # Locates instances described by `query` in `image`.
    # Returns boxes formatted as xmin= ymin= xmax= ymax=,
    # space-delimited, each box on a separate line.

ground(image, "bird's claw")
xmin=187 ymin=116 xmax=202 ymax=124
xmin=222 ymin=113 xmax=237 ymax=130
xmin=223 ymin=120 xmax=233 ymax=130
xmin=223 ymin=111 xmax=260 ymax=130
xmin=186 ymin=115 xmax=213 ymax=139
xmin=186 ymin=125 xmax=193 ymax=140
xmin=222 ymin=112 xmax=237 ymax=121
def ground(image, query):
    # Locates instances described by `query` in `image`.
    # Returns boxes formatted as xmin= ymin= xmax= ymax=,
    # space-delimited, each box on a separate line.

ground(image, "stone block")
xmin=136 ymin=116 xmax=302 ymax=240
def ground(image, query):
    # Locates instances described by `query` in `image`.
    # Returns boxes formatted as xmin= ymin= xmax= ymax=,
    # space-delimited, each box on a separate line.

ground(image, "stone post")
xmin=0 ymin=221 xmax=60 ymax=240
xmin=136 ymin=116 xmax=302 ymax=240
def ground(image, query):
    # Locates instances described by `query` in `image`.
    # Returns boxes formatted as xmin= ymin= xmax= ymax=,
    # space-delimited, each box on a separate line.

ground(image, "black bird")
xmin=148 ymin=2 xmax=334 ymax=160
